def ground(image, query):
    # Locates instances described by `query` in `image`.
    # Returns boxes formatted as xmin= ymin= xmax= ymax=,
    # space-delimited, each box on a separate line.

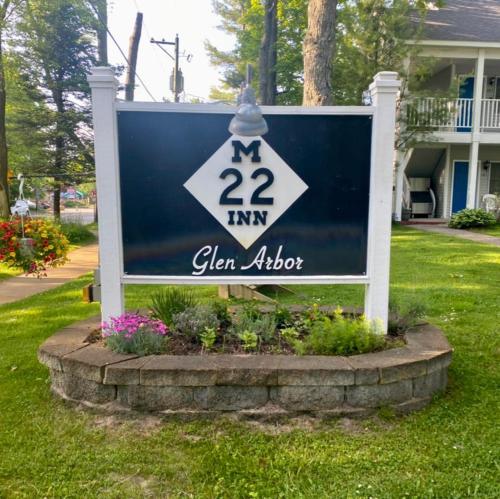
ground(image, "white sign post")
xmin=88 ymin=68 xmax=400 ymax=331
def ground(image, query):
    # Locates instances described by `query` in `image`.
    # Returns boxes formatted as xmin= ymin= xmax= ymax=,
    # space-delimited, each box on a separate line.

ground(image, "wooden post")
xmin=125 ymin=12 xmax=143 ymax=102
xmin=365 ymin=72 xmax=400 ymax=332
xmin=88 ymin=67 xmax=124 ymax=322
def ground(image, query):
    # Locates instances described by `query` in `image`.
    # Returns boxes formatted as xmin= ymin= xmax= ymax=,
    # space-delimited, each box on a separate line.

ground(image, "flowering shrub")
xmin=102 ymin=313 xmax=169 ymax=356
xmin=0 ymin=218 xmax=69 ymax=276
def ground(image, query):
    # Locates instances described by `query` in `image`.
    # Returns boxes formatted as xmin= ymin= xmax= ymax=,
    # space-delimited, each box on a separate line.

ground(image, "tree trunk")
xmin=52 ymin=90 xmax=65 ymax=220
xmin=302 ymin=0 xmax=338 ymax=106
xmin=259 ymin=0 xmax=277 ymax=105
xmin=96 ymin=0 xmax=108 ymax=65
xmin=125 ymin=12 xmax=143 ymax=102
xmin=0 ymin=18 xmax=9 ymax=218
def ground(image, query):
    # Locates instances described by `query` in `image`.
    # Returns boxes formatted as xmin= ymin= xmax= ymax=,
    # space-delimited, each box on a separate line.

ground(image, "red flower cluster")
xmin=0 ymin=218 xmax=69 ymax=277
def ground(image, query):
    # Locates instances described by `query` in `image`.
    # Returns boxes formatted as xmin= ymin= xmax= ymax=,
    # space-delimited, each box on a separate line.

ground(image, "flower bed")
xmin=38 ymin=317 xmax=452 ymax=418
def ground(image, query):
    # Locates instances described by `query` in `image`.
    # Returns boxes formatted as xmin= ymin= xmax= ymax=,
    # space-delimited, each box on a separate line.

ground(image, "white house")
xmin=394 ymin=0 xmax=500 ymax=221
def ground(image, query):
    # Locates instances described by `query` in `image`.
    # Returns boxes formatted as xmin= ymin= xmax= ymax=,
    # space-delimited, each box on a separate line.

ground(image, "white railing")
xmin=407 ymin=97 xmax=500 ymax=133
xmin=480 ymin=99 xmax=500 ymax=131
xmin=406 ymin=98 xmax=473 ymax=131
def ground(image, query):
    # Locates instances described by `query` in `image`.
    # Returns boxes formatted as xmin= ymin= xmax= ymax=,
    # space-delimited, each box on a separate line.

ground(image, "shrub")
xmin=172 ymin=306 xmax=219 ymax=339
xmin=60 ymin=222 xmax=96 ymax=244
xmin=210 ymin=300 xmax=232 ymax=328
xmin=230 ymin=311 xmax=276 ymax=344
xmin=273 ymin=304 xmax=293 ymax=328
xmin=449 ymin=209 xmax=496 ymax=229
xmin=199 ymin=327 xmax=217 ymax=351
xmin=102 ymin=313 xmax=168 ymax=356
xmin=150 ymin=287 xmax=198 ymax=326
xmin=0 ymin=218 xmax=69 ymax=276
xmin=302 ymin=308 xmax=385 ymax=355
xmin=238 ymin=330 xmax=258 ymax=351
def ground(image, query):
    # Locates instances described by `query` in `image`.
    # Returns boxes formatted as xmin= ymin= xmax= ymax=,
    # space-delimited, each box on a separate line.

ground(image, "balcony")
xmin=406 ymin=98 xmax=500 ymax=134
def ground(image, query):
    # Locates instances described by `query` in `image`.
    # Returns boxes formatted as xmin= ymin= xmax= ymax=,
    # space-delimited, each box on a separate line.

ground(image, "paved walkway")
xmin=410 ymin=224 xmax=500 ymax=247
xmin=0 ymin=244 xmax=98 ymax=305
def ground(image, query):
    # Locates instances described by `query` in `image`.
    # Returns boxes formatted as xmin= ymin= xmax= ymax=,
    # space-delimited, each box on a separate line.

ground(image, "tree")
xmin=302 ymin=0 xmax=338 ymax=106
xmin=259 ymin=0 xmax=277 ymax=104
xmin=0 ymin=0 xmax=18 ymax=218
xmin=16 ymin=0 xmax=96 ymax=218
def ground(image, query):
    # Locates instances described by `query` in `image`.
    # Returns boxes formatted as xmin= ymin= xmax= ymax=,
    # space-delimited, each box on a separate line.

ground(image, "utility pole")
xmin=150 ymin=34 xmax=184 ymax=102
xmin=125 ymin=12 xmax=143 ymax=101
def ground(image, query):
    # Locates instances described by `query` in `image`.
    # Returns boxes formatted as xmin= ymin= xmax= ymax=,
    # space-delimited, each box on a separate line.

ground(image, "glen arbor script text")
xmin=191 ymin=140 xmax=304 ymax=275
xmin=192 ymin=245 xmax=303 ymax=276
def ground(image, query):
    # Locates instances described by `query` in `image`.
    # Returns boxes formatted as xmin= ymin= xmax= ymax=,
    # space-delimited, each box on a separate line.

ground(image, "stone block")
xmin=140 ymin=356 xmax=218 ymax=386
xmin=346 ymin=380 xmax=413 ymax=408
xmin=276 ymin=356 xmax=354 ymax=386
xmin=406 ymin=324 xmax=452 ymax=355
xmin=38 ymin=342 xmax=88 ymax=371
xmin=413 ymin=369 xmax=448 ymax=398
xmin=426 ymin=351 xmax=452 ymax=374
xmin=61 ymin=345 xmax=137 ymax=382
xmin=51 ymin=370 xmax=116 ymax=404
xmin=118 ymin=385 xmax=194 ymax=411
xmin=104 ymin=357 xmax=150 ymax=385
xmin=270 ymin=386 xmax=345 ymax=410
xmin=211 ymin=355 xmax=278 ymax=386
xmin=194 ymin=386 xmax=269 ymax=410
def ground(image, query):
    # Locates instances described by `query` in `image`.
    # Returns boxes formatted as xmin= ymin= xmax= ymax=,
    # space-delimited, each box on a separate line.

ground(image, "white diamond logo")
xmin=184 ymin=135 xmax=308 ymax=249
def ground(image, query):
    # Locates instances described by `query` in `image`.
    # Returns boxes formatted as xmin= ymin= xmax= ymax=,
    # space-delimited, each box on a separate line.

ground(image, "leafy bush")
xmin=449 ymin=209 xmax=496 ymax=229
xmin=172 ymin=306 xmax=219 ymax=339
xmin=230 ymin=311 xmax=276 ymax=344
xmin=102 ymin=313 xmax=168 ymax=356
xmin=273 ymin=304 xmax=293 ymax=328
xmin=300 ymin=308 xmax=384 ymax=355
xmin=60 ymin=222 xmax=96 ymax=244
xmin=238 ymin=330 xmax=258 ymax=351
xmin=0 ymin=218 xmax=69 ymax=276
xmin=150 ymin=287 xmax=198 ymax=326
xmin=210 ymin=300 xmax=232 ymax=328
xmin=199 ymin=327 xmax=217 ymax=351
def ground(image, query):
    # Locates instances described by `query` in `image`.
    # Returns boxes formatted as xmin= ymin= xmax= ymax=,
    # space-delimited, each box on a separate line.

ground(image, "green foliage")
xmin=149 ymin=287 xmax=198 ymax=327
xmin=273 ymin=304 xmax=293 ymax=328
xmin=210 ymin=299 xmax=232 ymax=328
xmin=199 ymin=327 xmax=217 ymax=351
xmin=303 ymin=308 xmax=385 ymax=355
xmin=449 ymin=209 xmax=497 ymax=229
xmin=238 ymin=329 xmax=258 ymax=351
xmin=105 ymin=328 xmax=168 ymax=357
xmin=59 ymin=222 xmax=95 ymax=244
xmin=389 ymin=298 xmax=428 ymax=335
xmin=231 ymin=309 xmax=276 ymax=344
xmin=172 ymin=306 xmax=219 ymax=339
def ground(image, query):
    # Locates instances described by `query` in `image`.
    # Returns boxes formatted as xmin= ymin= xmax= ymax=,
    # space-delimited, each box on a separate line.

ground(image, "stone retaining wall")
xmin=38 ymin=317 xmax=452 ymax=418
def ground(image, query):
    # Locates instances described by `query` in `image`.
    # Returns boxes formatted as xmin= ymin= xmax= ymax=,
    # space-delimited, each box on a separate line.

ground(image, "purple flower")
xmin=101 ymin=313 xmax=168 ymax=339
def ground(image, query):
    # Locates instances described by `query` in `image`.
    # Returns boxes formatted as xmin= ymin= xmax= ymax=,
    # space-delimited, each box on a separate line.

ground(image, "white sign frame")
xmin=88 ymin=68 xmax=400 ymax=331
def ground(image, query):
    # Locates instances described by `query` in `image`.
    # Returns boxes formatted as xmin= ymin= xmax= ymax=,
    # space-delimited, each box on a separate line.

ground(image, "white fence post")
xmin=365 ymin=72 xmax=401 ymax=332
xmin=88 ymin=67 xmax=124 ymax=322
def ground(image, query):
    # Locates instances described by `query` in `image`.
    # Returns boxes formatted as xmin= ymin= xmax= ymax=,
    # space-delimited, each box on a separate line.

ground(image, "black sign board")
xmin=117 ymin=110 xmax=372 ymax=278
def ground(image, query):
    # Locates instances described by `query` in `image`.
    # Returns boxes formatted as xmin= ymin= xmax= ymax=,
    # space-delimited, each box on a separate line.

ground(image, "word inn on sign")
xmin=184 ymin=136 xmax=308 ymax=250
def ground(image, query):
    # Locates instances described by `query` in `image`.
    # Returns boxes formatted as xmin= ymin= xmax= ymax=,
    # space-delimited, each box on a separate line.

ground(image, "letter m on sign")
xmin=231 ymin=140 xmax=261 ymax=163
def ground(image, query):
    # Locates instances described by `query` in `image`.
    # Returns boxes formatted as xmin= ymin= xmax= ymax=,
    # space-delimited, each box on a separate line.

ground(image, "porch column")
xmin=467 ymin=49 xmax=485 ymax=208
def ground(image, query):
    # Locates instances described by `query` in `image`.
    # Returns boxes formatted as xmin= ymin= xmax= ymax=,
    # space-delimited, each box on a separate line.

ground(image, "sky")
xmin=107 ymin=0 xmax=235 ymax=102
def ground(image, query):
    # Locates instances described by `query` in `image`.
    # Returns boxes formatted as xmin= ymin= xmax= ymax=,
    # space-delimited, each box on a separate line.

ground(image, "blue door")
xmin=452 ymin=161 xmax=469 ymax=213
xmin=457 ymin=77 xmax=474 ymax=132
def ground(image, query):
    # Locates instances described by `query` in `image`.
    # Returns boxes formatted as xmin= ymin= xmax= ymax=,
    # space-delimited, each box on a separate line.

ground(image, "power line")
xmin=87 ymin=0 xmax=157 ymax=102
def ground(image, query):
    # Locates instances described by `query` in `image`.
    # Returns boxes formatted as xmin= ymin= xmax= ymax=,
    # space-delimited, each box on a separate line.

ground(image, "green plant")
xmin=273 ymin=304 xmax=293 ymax=328
xmin=102 ymin=313 xmax=169 ymax=356
xmin=230 ymin=310 xmax=277 ymax=344
xmin=150 ymin=287 xmax=198 ymax=326
xmin=172 ymin=306 xmax=219 ymax=339
xmin=303 ymin=308 xmax=385 ymax=355
xmin=280 ymin=326 xmax=299 ymax=344
xmin=211 ymin=299 xmax=232 ymax=328
xmin=389 ymin=298 xmax=428 ymax=335
xmin=199 ymin=327 xmax=217 ymax=351
xmin=60 ymin=222 xmax=96 ymax=244
xmin=448 ymin=209 xmax=496 ymax=229
xmin=238 ymin=330 xmax=258 ymax=351
xmin=242 ymin=301 xmax=262 ymax=321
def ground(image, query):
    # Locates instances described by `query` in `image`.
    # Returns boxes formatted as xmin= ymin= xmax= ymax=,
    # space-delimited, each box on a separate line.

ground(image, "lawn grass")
xmin=469 ymin=222 xmax=500 ymax=238
xmin=0 ymin=263 xmax=20 ymax=281
xmin=0 ymin=226 xmax=499 ymax=497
